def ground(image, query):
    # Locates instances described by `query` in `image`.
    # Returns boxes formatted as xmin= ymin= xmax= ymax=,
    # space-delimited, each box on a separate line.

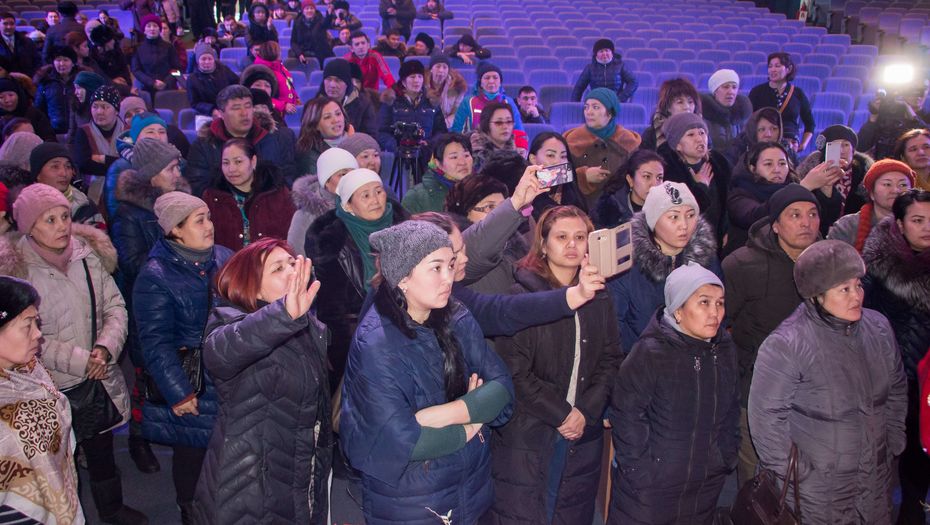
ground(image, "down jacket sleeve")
xmin=461 ymin=197 xmax=523 ymax=283
xmin=93 ymin=256 xmax=129 ymax=361
xmin=203 ymin=299 xmax=310 ymax=381
xmin=451 ymin=284 xmax=573 ymax=338
xmin=453 ymin=308 xmax=514 ymax=428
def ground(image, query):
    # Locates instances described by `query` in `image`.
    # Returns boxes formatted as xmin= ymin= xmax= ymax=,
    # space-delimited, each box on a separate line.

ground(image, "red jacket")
xmin=344 ymin=50 xmax=395 ymax=91
xmin=203 ymin=185 xmax=295 ymax=251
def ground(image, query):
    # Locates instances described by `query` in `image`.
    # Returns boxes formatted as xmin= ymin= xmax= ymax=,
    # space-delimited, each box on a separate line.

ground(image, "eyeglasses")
xmin=491 ymin=120 xmax=514 ymax=127
xmin=471 ymin=202 xmax=498 ymax=213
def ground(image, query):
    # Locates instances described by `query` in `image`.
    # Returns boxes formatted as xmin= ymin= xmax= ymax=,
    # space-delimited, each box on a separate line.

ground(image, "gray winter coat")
xmin=749 ymin=301 xmax=907 ymax=524
xmin=286 ymin=174 xmax=335 ymax=255
xmin=701 ymin=93 xmax=752 ymax=156
xmin=460 ymin=196 xmax=526 ymax=294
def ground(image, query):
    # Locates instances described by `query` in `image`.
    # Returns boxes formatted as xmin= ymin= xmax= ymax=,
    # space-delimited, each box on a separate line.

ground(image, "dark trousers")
xmin=897 ymin=379 xmax=930 ymax=524
xmin=81 ymin=431 xmax=117 ymax=482
xmin=172 ymin=445 xmax=206 ymax=504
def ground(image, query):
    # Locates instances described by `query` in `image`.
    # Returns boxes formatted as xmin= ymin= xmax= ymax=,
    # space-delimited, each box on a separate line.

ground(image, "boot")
xmin=90 ymin=474 xmax=150 ymax=525
xmin=178 ymin=501 xmax=195 ymax=525
xmin=128 ymin=437 xmax=161 ymax=474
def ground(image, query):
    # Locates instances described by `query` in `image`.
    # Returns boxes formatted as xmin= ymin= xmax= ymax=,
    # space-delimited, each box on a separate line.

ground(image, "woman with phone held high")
xmin=484 ymin=205 xmax=621 ymax=524
xmin=607 ymin=181 xmax=720 ymax=352
xmin=527 ymin=131 xmax=589 ymax=220
xmin=797 ymin=125 xmax=874 ymax=216
xmin=564 ymin=88 xmax=642 ymax=210
xmin=195 ymin=239 xmax=332 ymax=524
xmin=340 ymin=220 xmax=514 ymax=523
xmin=591 ymin=149 xmax=666 ymax=229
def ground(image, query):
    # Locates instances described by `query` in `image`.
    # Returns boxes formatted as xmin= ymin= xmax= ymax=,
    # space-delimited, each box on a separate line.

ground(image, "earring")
xmin=400 ymin=287 xmax=407 ymax=294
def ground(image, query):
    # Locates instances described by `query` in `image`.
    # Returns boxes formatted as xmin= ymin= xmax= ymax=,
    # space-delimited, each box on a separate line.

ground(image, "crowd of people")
xmin=0 ymin=0 xmax=929 ymax=524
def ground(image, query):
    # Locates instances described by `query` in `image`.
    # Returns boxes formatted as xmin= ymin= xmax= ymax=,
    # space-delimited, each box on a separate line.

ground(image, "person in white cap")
xmin=287 ymin=147 xmax=359 ymax=254
xmin=304 ymin=167 xmax=406 ymax=391
xmin=701 ymin=68 xmax=752 ymax=155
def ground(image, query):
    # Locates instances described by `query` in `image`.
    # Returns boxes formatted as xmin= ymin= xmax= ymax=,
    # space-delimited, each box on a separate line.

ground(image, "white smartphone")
xmin=825 ymin=140 xmax=842 ymax=164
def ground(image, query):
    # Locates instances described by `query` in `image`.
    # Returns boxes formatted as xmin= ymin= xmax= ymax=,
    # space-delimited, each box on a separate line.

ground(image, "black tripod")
xmin=390 ymin=144 xmax=424 ymax=198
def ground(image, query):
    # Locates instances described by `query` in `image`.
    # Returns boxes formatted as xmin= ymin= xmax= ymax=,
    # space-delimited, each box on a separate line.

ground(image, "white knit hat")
xmin=708 ymin=69 xmax=740 ymax=95
xmin=643 ymin=181 xmax=700 ymax=230
xmin=317 ymin=148 xmax=359 ymax=189
xmin=337 ymin=168 xmax=383 ymax=208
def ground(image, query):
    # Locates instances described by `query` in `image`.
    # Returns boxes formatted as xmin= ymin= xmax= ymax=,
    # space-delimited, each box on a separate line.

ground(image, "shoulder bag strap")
xmin=778 ymin=85 xmax=796 ymax=114
xmin=82 ymin=259 xmax=97 ymax=347
xmin=779 ymin=443 xmax=801 ymax=518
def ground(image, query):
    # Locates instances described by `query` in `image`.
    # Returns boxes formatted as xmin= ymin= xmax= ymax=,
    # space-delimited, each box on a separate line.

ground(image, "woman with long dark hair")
xmin=194 ymin=238 xmax=331 ymax=524
xmin=295 ymin=96 xmax=352 ymax=176
xmin=203 ymin=138 xmax=295 ymax=251
xmin=340 ymin=220 xmax=514 ymax=523
xmin=527 ymin=131 xmax=588 ymax=219
xmin=591 ymin=149 xmax=665 ymax=228
xmin=486 ymin=205 xmax=620 ymax=524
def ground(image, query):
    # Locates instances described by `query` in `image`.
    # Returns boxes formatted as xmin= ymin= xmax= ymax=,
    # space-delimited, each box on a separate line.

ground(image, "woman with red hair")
xmin=193 ymin=238 xmax=331 ymax=524
xmin=253 ymin=40 xmax=300 ymax=116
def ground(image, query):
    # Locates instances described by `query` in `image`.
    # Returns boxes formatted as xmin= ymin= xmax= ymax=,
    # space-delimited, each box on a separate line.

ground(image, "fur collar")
xmin=115 ymin=169 xmax=159 ymax=211
xmin=470 ymin=130 xmax=514 ymax=153
xmin=796 ymin=150 xmax=874 ymax=179
xmin=564 ymin=124 xmax=642 ymax=154
xmin=425 ymin=69 xmax=467 ymax=97
xmin=631 ymin=211 xmax=717 ymax=282
xmin=862 ymin=216 xmax=930 ymax=314
xmin=291 ymin=174 xmax=336 ymax=217
xmin=0 ymin=223 xmax=117 ymax=278
xmin=700 ymin=93 xmax=753 ymax=125
xmin=305 ymin=209 xmax=349 ymax=266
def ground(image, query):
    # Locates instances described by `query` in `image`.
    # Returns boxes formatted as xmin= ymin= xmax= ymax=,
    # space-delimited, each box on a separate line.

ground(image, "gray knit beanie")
xmin=154 ymin=191 xmax=207 ymax=234
xmin=133 ymin=138 xmax=181 ymax=181
xmin=662 ymin=112 xmax=708 ymax=150
xmin=663 ymin=262 xmax=724 ymax=334
xmin=340 ymin=132 xmax=380 ymax=158
xmin=369 ymin=220 xmax=452 ymax=288
xmin=793 ymin=240 xmax=865 ymax=299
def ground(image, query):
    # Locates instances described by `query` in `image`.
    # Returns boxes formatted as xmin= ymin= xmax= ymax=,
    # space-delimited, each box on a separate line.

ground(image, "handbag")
xmin=144 ymin=346 xmax=205 ymax=405
xmin=730 ymin=443 xmax=801 ymax=525
xmin=62 ymin=260 xmax=122 ymax=442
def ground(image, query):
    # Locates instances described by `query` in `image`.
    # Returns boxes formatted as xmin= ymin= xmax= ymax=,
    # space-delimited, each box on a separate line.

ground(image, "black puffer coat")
xmin=33 ymin=64 xmax=81 ymax=134
xmin=862 ymin=217 xmax=930 ymax=381
xmin=289 ymin=12 xmax=333 ymax=60
xmin=303 ymin=204 xmax=407 ymax=391
xmin=749 ymin=302 xmax=907 ymax=524
xmin=485 ymin=268 xmax=622 ymax=525
xmin=608 ymin=309 xmax=740 ymax=525
xmin=657 ymin=142 xmax=731 ymax=246
xmin=187 ymin=63 xmax=240 ymax=116
xmin=194 ymin=299 xmax=332 ymax=525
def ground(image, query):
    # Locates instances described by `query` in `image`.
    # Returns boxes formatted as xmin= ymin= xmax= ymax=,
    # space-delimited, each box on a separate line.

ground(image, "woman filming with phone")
xmin=527 ymin=131 xmax=588 ymax=219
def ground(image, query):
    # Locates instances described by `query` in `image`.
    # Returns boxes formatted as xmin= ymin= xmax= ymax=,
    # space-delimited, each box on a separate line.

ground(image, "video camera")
xmin=392 ymin=121 xmax=425 ymax=158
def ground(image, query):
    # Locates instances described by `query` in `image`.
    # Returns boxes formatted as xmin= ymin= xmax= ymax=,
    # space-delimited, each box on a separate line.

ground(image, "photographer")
xmin=378 ymin=60 xmax=447 ymax=158
xmin=858 ymin=78 xmax=930 ymax=160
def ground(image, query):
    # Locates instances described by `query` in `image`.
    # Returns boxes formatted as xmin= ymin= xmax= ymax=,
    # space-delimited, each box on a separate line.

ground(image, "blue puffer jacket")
xmin=33 ymin=65 xmax=78 ymax=134
xmin=341 ymin=298 xmax=515 ymax=524
xmin=133 ymin=239 xmax=232 ymax=448
xmin=571 ymin=56 xmax=638 ymax=103
xmin=607 ymin=212 xmax=720 ymax=352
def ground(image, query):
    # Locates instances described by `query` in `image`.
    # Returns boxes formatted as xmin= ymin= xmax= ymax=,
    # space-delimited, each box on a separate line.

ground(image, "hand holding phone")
xmin=825 ymin=140 xmax=842 ymax=165
xmin=535 ymin=162 xmax=573 ymax=189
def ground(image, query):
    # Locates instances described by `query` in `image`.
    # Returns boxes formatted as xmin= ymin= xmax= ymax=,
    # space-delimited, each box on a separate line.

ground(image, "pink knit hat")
xmin=12 ymin=183 xmax=69 ymax=233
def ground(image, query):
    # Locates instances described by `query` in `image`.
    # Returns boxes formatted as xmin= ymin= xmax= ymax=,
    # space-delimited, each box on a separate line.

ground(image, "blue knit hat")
xmin=584 ymin=87 xmax=620 ymax=118
xmin=129 ymin=112 xmax=167 ymax=142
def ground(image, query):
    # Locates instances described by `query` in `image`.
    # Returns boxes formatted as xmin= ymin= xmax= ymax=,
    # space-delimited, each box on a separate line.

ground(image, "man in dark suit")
xmin=0 ymin=12 xmax=40 ymax=76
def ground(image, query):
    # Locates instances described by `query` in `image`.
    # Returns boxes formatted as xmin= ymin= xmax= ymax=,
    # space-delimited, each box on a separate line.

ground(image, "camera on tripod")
xmin=392 ymin=121 xmax=425 ymax=158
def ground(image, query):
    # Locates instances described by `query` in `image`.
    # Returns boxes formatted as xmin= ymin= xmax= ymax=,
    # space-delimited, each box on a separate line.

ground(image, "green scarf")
xmin=587 ymin=120 xmax=617 ymax=141
xmin=336 ymin=201 xmax=394 ymax=291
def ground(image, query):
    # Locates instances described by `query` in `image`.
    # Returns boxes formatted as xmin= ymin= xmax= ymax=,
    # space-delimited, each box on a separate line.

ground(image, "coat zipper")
xmin=677 ymin=354 xmax=702 ymax=520
xmin=692 ymin=347 xmax=719 ymax=517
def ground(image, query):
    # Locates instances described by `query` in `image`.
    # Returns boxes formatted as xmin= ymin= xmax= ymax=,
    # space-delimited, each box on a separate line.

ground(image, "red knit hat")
xmin=0 ymin=181 xmax=8 ymax=213
xmin=513 ymin=129 xmax=528 ymax=151
xmin=863 ymin=158 xmax=916 ymax=194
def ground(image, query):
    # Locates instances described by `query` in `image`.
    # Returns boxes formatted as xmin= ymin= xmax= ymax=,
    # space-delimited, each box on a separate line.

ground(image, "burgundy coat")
xmin=203 ymin=185 xmax=295 ymax=251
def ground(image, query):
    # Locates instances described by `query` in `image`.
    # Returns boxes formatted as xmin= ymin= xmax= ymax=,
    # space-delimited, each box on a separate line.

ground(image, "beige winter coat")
xmin=0 ymin=225 xmax=129 ymax=430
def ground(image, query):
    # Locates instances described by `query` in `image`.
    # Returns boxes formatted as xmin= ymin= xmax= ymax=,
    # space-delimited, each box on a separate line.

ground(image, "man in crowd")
xmin=373 ymin=29 xmax=407 ymax=59
xmin=379 ymin=0 xmax=415 ymax=41
xmin=0 ymin=12 xmax=40 ymax=76
xmin=516 ymin=86 xmax=548 ymax=124
xmin=344 ymin=30 xmax=396 ymax=91
xmin=44 ymin=1 xmax=84 ymax=61
xmin=319 ymin=58 xmax=378 ymax=136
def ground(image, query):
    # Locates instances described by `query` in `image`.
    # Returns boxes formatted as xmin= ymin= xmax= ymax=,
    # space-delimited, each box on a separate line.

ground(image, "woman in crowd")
xmin=253 ymin=40 xmax=300 ymax=117
xmin=571 ymin=38 xmax=638 ymax=103
xmin=609 ymin=262 xmax=739 ymax=525
xmin=0 ymin=277 xmax=83 ymax=523
xmin=640 ymin=77 xmax=703 ymax=152
xmin=195 ymin=238 xmax=331 ymax=524
xmin=296 ymin=96 xmax=352 ymax=176
xmin=750 ymin=240 xmax=907 ymax=524
xmin=288 ymin=147 xmax=358 ymax=255
xmin=470 ymin=101 xmax=517 ymax=173
xmin=748 ymin=52 xmax=815 ymax=151
xmin=131 ymin=15 xmax=181 ymax=96
xmin=702 ymin=68 xmax=753 ymax=155
xmin=341 ymin=132 xmax=388 ymax=181
xmin=133 ymin=192 xmax=232 ymax=523
xmin=160 ymin=21 xmax=187 ymax=71
xmin=486 ymin=205 xmax=620 ymax=524
xmin=592 ymin=149 xmax=665 ymax=229
xmin=67 ymin=30 xmax=102 ymax=76
xmin=828 ymin=159 xmax=914 ymax=249
xmin=403 ymin=132 xmax=474 ymax=214
xmin=72 ymin=85 xmax=125 ymax=180
xmin=28 ymin=142 xmax=106 ymax=228
xmin=340 ymin=220 xmax=514 ymax=523
xmin=797 ymin=125 xmax=875 ymax=216
xmin=188 ymin=43 xmax=240 ymax=117
xmin=289 ymin=0 xmax=334 ymax=64
xmin=89 ymin=24 xmax=132 ymax=86
xmin=0 ymin=78 xmax=55 ymax=141
xmin=724 ymin=106 xmax=795 ymax=169
xmin=656 ymin=112 xmax=731 ymax=245
xmin=247 ymin=3 xmax=279 ymax=44
xmin=425 ymin=55 xmax=467 ymax=128
xmin=862 ymin=189 xmax=930 ymax=524
xmin=34 ymin=45 xmax=82 ymax=135
xmin=204 ymin=138 xmax=295 ymax=251
xmin=305 ymin=168 xmax=407 ymax=391
xmin=525 ymin=131 xmax=588 ymax=219
xmin=0 ymin=131 xmax=42 ymax=171
xmin=893 ymin=128 xmax=930 ymax=191
xmin=608 ymin=181 xmax=719 ymax=351
xmin=450 ymin=62 xmax=523 ymax=134
xmin=564 ymin=88 xmax=642 ymax=210
xmin=444 ymin=33 xmax=491 ymax=66
xmin=69 ymin=70 xmax=105 ymax=136
xmin=379 ymin=60 xmax=448 ymax=157
xmin=6 ymin=183 xmax=146 ymax=524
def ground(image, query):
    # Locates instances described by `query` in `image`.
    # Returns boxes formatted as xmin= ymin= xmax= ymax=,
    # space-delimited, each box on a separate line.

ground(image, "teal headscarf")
xmin=585 ymin=87 xmax=620 ymax=140
xmin=336 ymin=200 xmax=394 ymax=291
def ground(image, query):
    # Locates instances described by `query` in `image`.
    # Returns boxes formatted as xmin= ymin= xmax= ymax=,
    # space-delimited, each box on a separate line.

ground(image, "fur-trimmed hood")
xmin=196 ymin=106 xmax=278 ymax=141
xmin=630 ymin=211 xmax=717 ymax=282
xmin=114 ymin=168 xmax=192 ymax=211
xmin=470 ymin=129 xmax=515 ymax=154
xmin=291 ymin=174 xmax=335 ymax=217
xmin=700 ymin=93 xmax=753 ymax=126
xmin=862 ymin=216 xmax=930 ymax=315
xmin=796 ymin=150 xmax=874 ymax=179
xmin=0 ymin=223 xmax=118 ymax=279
